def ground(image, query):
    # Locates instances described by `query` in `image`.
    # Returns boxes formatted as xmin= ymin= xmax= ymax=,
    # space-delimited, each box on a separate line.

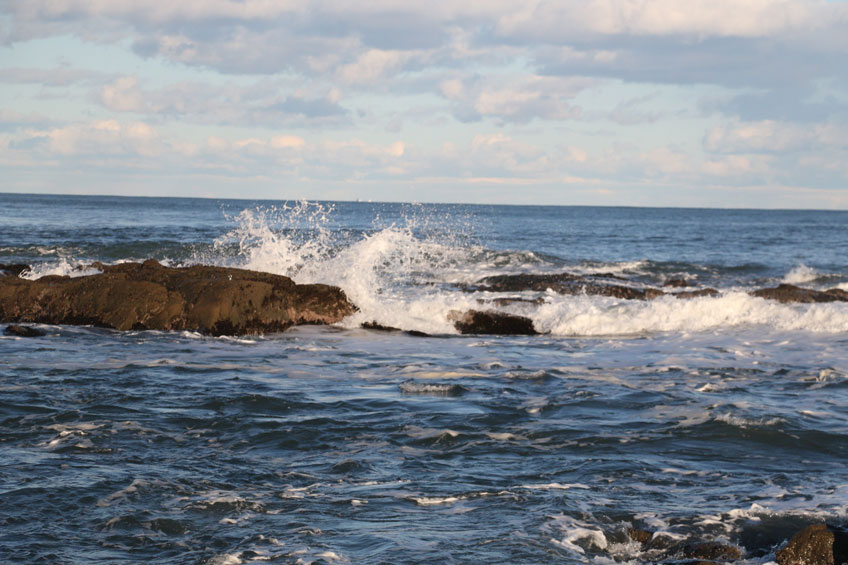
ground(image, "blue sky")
xmin=1 ymin=1 xmax=847 ymax=208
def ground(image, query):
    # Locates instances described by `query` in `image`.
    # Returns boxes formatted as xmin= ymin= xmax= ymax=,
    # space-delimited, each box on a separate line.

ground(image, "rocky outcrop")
xmin=0 ymin=259 xmax=355 ymax=336
xmin=776 ymin=524 xmax=848 ymax=565
xmin=751 ymin=284 xmax=848 ymax=304
xmin=449 ymin=309 xmax=537 ymax=335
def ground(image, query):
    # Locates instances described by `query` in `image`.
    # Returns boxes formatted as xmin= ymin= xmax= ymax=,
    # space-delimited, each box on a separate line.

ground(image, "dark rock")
xmin=0 ymin=263 xmax=30 ymax=277
xmin=682 ymin=541 xmax=742 ymax=561
xmin=0 ymin=260 xmax=356 ymax=336
xmin=474 ymin=272 xmax=664 ymax=300
xmin=627 ymin=527 xmax=653 ymax=545
xmin=664 ymin=278 xmax=690 ymax=287
xmin=479 ymin=297 xmax=546 ymax=307
xmin=751 ymin=284 xmax=848 ymax=304
xmin=825 ymin=288 xmax=848 ymax=300
xmin=776 ymin=523 xmax=848 ymax=565
xmin=147 ymin=518 xmax=187 ymax=535
xmin=674 ymin=288 xmax=719 ymax=299
xmin=476 ymin=272 xmax=584 ymax=292
xmin=361 ymin=321 xmax=429 ymax=337
xmin=4 ymin=324 xmax=47 ymax=337
xmin=361 ymin=321 xmax=401 ymax=332
xmin=449 ymin=310 xmax=538 ymax=335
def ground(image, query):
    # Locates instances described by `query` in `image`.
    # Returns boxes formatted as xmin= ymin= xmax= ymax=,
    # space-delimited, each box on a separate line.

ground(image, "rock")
xmin=776 ymin=523 xmax=848 ymax=565
xmin=751 ymin=284 xmax=848 ymax=304
xmin=664 ymin=278 xmax=690 ymax=287
xmin=0 ymin=263 xmax=30 ymax=277
xmin=825 ymin=288 xmax=848 ymax=300
xmin=682 ymin=541 xmax=742 ymax=561
xmin=4 ymin=324 xmax=47 ymax=337
xmin=0 ymin=260 xmax=356 ymax=336
xmin=627 ymin=527 xmax=653 ymax=545
xmin=448 ymin=310 xmax=538 ymax=335
xmin=478 ymin=297 xmax=546 ymax=307
xmin=674 ymin=288 xmax=719 ymax=299
xmin=474 ymin=272 xmax=665 ymax=300
xmin=360 ymin=321 xmax=428 ymax=337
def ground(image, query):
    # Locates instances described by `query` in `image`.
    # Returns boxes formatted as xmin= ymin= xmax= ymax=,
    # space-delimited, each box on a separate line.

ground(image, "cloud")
xmin=21 ymin=119 xmax=163 ymax=157
xmin=440 ymin=74 xmax=591 ymax=123
xmin=98 ymin=75 xmax=348 ymax=127
xmin=705 ymin=119 xmax=848 ymax=153
xmin=0 ymin=67 xmax=116 ymax=86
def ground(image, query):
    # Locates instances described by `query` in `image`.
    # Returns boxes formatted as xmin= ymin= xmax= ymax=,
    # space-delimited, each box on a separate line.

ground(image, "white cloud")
xmin=337 ymin=49 xmax=419 ymax=85
xmin=441 ymin=74 xmax=592 ymax=123
xmin=705 ymin=120 xmax=848 ymax=153
xmin=27 ymin=119 xmax=163 ymax=157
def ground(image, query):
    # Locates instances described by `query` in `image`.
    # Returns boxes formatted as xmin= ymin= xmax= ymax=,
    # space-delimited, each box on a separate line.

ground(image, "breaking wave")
xmin=197 ymin=202 xmax=848 ymax=336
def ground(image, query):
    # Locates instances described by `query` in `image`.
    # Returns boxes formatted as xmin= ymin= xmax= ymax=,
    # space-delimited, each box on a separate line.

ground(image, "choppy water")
xmin=1 ymin=193 xmax=847 ymax=563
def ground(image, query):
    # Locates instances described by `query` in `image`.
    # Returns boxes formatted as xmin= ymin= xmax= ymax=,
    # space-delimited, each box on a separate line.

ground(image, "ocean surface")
xmin=1 ymin=193 xmax=847 ymax=564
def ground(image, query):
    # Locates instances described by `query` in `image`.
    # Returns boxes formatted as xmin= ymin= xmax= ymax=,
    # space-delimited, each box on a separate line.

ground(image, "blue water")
xmin=1 ymin=193 xmax=847 ymax=563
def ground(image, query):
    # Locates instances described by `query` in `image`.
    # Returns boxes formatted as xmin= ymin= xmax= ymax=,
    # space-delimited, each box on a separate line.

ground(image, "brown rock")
xmin=627 ymin=527 xmax=653 ymax=545
xmin=664 ymin=278 xmax=690 ymax=287
xmin=825 ymin=288 xmax=848 ymax=300
xmin=776 ymin=524 xmax=848 ymax=565
xmin=448 ymin=310 xmax=538 ymax=335
xmin=682 ymin=541 xmax=742 ymax=561
xmin=0 ymin=260 xmax=356 ymax=336
xmin=751 ymin=284 xmax=848 ymax=304
xmin=674 ymin=288 xmax=719 ymax=299
xmin=4 ymin=324 xmax=47 ymax=337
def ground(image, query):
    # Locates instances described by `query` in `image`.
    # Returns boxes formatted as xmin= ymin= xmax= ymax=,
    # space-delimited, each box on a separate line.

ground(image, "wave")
xmin=11 ymin=201 xmax=848 ymax=337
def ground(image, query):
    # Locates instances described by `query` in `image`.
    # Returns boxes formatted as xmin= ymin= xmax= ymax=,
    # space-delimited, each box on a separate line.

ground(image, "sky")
xmin=1 ymin=1 xmax=847 ymax=208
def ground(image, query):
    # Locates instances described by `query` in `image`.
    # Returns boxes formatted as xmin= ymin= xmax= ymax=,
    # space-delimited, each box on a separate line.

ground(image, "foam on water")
xmin=534 ymin=292 xmax=848 ymax=335
xmin=20 ymin=257 xmax=103 ymax=279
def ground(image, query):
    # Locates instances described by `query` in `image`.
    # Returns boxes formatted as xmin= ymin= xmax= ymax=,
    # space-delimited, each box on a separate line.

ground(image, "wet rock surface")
xmin=448 ymin=309 xmax=537 ymax=335
xmin=0 ymin=259 xmax=356 ymax=336
xmin=751 ymin=284 xmax=848 ymax=304
xmin=360 ymin=321 xmax=429 ymax=337
xmin=0 ymin=263 xmax=31 ymax=277
xmin=776 ymin=523 xmax=848 ymax=565
xmin=473 ymin=271 xmax=667 ymax=300
xmin=4 ymin=324 xmax=47 ymax=337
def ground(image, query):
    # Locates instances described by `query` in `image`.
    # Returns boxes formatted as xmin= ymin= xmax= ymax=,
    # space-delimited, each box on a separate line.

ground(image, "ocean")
xmin=1 ymin=193 xmax=847 ymax=564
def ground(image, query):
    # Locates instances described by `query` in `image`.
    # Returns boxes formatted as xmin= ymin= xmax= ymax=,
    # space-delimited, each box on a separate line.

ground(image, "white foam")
xmin=534 ymin=292 xmax=848 ymax=336
xmin=521 ymin=483 xmax=590 ymax=491
xmin=411 ymin=496 xmax=462 ymax=505
xmin=21 ymin=258 xmax=103 ymax=280
xmin=783 ymin=264 xmax=819 ymax=285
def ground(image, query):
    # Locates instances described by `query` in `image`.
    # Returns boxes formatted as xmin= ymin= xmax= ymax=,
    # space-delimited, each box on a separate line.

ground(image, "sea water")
xmin=1 ymin=193 xmax=846 ymax=563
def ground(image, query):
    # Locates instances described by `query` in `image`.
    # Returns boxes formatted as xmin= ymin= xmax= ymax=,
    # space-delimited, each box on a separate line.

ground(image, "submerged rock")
xmin=4 ymin=324 xmax=47 ymax=337
xmin=449 ymin=309 xmax=538 ymax=335
xmin=360 ymin=321 xmax=429 ymax=337
xmin=0 ymin=259 xmax=356 ymax=336
xmin=681 ymin=541 xmax=742 ymax=561
xmin=751 ymin=284 xmax=848 ymax=304
xmin=474 ymin=272 xmax=665 ymax=300
xmin=674 ymin=288 xmax=719 ymax=299
xmin=776 ymin=523 xmax=848 ymax=565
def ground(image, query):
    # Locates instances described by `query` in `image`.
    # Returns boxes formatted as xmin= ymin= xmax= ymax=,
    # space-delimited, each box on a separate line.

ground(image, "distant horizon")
xmin=3 ymin=190 xmax=846 ymax=213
